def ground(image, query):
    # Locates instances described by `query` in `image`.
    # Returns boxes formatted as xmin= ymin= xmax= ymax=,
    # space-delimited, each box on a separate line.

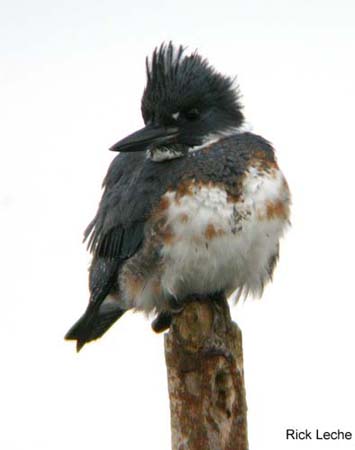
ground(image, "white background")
xmin=1 ymin=1 xmax=354 ymax=449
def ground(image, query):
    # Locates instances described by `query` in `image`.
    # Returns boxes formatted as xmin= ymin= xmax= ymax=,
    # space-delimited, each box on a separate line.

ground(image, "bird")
xmin=65 ymin=42 xmax=291 ymax=352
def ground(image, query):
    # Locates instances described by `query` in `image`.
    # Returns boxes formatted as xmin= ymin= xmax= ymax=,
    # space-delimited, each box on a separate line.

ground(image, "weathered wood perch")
xmin=164 ymin=294 xmax=248 ymax=450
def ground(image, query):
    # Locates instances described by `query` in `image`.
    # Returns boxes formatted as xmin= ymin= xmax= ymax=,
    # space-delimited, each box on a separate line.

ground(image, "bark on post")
xmin=164 ymin=295 xmax=248 ymax=450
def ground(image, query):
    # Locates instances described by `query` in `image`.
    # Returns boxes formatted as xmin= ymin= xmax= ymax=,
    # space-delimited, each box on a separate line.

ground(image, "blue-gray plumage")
xmin=65 ymin=43 xmax=290 ymax=351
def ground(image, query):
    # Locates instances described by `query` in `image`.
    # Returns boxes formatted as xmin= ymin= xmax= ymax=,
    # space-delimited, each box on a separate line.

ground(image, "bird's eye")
xmin=183 ymin=108 xmax=200 ymax=121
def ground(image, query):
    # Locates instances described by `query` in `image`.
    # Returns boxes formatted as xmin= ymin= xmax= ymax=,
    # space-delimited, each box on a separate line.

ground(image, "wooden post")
xmin=164 ymin=294 xmax=248 ymax=450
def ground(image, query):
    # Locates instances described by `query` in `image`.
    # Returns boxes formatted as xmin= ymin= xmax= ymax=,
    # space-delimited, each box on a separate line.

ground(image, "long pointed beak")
xmin=109 ymin=124 xmax=179 ymax=152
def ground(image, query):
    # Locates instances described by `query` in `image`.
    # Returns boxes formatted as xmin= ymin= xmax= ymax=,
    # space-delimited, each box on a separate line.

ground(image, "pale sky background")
xmin=1 ymin=1 xmax=355 ymax=449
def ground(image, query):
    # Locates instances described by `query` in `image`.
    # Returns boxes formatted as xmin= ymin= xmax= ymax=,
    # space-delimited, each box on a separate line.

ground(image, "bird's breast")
xmin=119 ymin=162 xmax=290 ymax=312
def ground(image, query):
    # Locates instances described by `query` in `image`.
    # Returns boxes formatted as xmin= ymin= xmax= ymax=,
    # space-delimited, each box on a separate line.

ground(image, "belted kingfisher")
xmin=65 ymin=42 xmax=291 ymax=351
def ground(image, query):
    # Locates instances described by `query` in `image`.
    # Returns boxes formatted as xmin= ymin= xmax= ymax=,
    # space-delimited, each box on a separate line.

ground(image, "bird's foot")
xmin=151 ymin=291 xmax=229 ymax=334
xmin=151 ymin=294 xmax=185 ymax=333
xmin=151 ymin=311 xmax=172 ymax=333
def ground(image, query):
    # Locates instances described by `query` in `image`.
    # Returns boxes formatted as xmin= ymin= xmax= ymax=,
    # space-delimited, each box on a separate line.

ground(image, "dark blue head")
xmin=110 ymin=42 xmax=244 ymax=160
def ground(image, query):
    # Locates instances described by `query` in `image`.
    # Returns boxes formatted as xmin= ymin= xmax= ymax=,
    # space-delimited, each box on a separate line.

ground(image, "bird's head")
xmin=110 ymin=42 xmax=244 ymax=161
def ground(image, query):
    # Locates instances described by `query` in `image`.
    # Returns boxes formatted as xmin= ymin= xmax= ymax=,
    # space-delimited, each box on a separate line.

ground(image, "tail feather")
xmin=65 ymin=302 xmax=125 ymax=352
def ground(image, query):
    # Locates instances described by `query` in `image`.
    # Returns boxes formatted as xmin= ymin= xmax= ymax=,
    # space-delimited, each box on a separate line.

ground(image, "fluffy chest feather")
xmin=158 ymin=165 xmax=290 ymax=300
xmin=118 ymin=162 xmax=290 ymax=313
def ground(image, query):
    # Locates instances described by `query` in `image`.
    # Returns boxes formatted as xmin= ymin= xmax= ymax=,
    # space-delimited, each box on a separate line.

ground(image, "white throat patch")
xmin=147 ymin=147 xmax=184 ymax=162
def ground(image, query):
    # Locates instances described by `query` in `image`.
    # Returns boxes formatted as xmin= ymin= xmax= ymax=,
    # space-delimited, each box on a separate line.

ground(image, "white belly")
xmin=159 ymin=167 xmax=290 ymax=302
xmin=119 ymin=165 xmax=290 ymax=313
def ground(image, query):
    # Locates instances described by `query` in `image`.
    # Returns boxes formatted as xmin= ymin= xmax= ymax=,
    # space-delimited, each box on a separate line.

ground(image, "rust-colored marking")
xmin=253 ymin=150 xmax=266 ymax=159
xmin=159 ymin=196 xmax=170 ymax=211
xmin=226 ymin=190 xmax=242 ymax=203
xmin=205 ymin=223 xmax=225 ymax=240
xmin=175 ymin=180 xmax=195 ymax=200
xmin=162 ymin=227 xmax=175 ymax=245
xmin=266 ymin=200 xmax=289 ymax=220
xmin=249 ymin=155 xmax=278 ymax=174
xmin=179 ymin=213 xmax=189 ymax=224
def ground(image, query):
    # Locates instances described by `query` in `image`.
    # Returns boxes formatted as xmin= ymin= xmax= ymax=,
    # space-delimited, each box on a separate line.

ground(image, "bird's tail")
xmin=65 ymin=300 xmax=125 ymax=352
